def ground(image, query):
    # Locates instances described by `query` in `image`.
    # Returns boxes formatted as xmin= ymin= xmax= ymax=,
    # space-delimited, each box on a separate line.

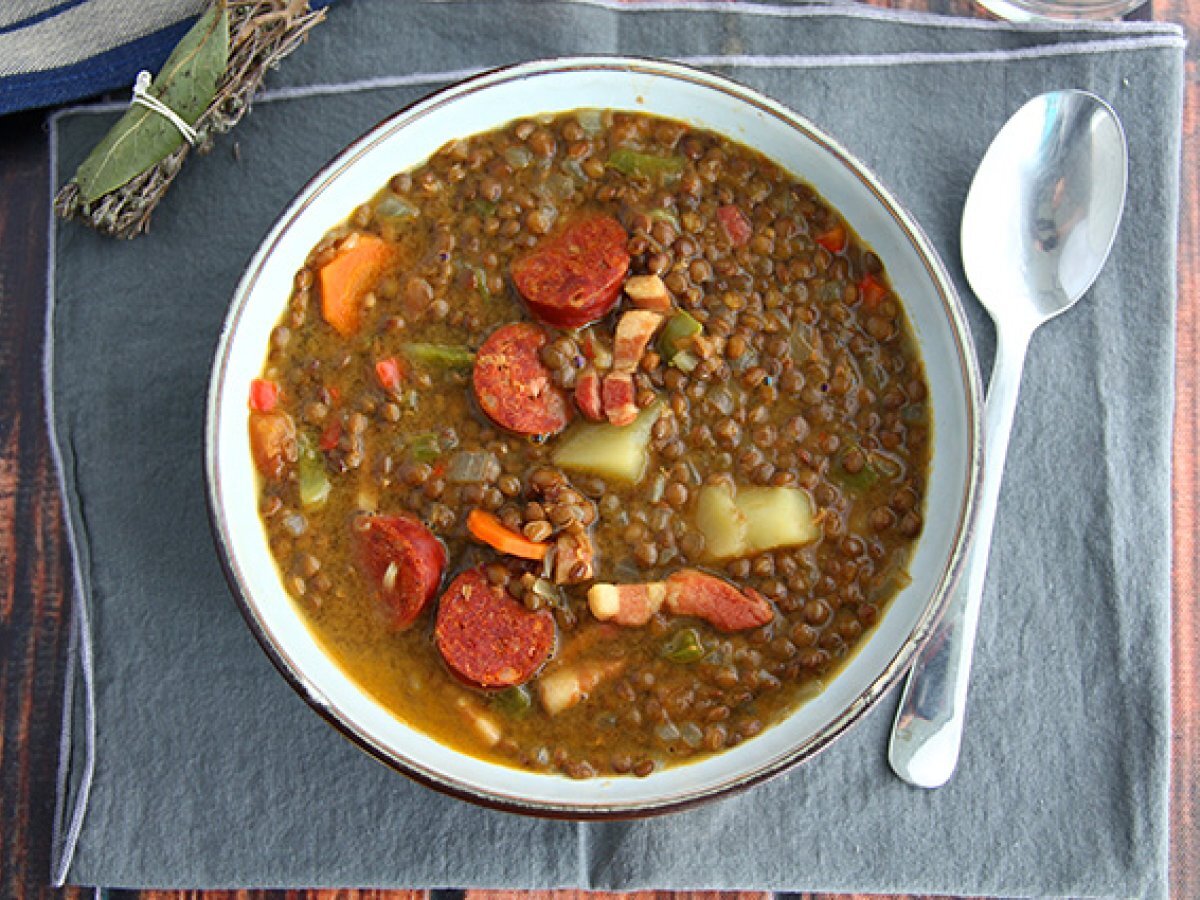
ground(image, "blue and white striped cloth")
xmin=0 ymin=0 xmax=332 ymax=116
xmin=0 ymin=1 xmax=210 ymax=115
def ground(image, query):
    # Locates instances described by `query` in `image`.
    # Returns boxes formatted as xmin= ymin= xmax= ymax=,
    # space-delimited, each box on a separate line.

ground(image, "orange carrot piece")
xmin=467 ymin=509 xmax=549 ymax=561
xmin=317 ymin=234 xmax=395 ymax=337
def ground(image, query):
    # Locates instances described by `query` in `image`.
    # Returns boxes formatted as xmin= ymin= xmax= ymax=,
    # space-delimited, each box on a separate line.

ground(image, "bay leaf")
xmin=74 ymin=2 xmax=229 ymax=203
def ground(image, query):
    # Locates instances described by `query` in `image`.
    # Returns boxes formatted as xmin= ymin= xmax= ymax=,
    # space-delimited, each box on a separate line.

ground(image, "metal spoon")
xmin=888 ymin=90 xmax=1128 ymax=789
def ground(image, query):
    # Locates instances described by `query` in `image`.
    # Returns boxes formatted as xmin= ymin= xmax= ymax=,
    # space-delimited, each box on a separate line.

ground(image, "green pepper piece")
xmin=470 ymin=266 xmax=490 ymax=302
xmin=402 ymin=342 xmax=476 ymax=370
xmin=408 ymin=432 xmax=441 ymax=463
xmin=647 ymin=207 xmax=681 ymax=229
xmin=663 ymin=628 xmax=705 ymax=664
xmin=658 ymin=311 xmax=703 ymax=362
xmin=376 ymin=196 xmax=419 ymax=222
xmin=607 ymin=148 xmax=686 ymax=180
xmin=468 ymin=199 xmax=498 ymax=217
xmin=297 ymin=435 xmax=331 ymax=507
xmin=834 ymin=445 xmax=880 ymax=492
xmin=492 ymin=685 xmax=533 ymax=717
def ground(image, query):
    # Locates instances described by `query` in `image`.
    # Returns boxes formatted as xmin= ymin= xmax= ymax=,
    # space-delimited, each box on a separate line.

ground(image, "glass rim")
xmin=976 ymin=0 xmax=1148 ymax=22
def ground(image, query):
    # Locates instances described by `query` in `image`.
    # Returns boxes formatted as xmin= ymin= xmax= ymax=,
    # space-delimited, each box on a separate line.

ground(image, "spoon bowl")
xmin=962 ymin=90 xmax=1128 ymax=325
xmin=889 ymin=90 xmax=1128 ymax=788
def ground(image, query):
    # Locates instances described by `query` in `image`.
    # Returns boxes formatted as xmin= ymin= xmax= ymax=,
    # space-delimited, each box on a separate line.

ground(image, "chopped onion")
xmin=536 ymin=173 xmax=575 ymax=200
xmin=790 ymin=324 xmax=815 ymax=363
xmin=561 ymin=159 xmax=587 ymax=182
xmin=281 ymin=513 xmax=307 ymax=537
xmin=655 ymin=723 xmax=680 ymax=743
xmin=706 ymin=385 xmax=735 ymax=416
xmin=530 ymin=577 xmax=564 ymax=608
xmin=376 ymin=196 xmax=418 ymax=221
xmin=671 ymin=349 xmax=699 ymax=373
xmin=647 ymin=472 xmax=666 ymax=503
xmin=680 ymin=723 xmax=704 ymax=747
xmin=445 ymin=450 xmax=501 ymax=484
xmin=576 ymin=109 xmax=603 ymax=135
xmin=504 ymin=145 xmax=532 ymax=170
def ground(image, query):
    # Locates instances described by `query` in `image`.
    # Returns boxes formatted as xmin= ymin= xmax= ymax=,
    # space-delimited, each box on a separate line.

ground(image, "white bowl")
xmin=206 ymin=57 xmax=983 ymax=815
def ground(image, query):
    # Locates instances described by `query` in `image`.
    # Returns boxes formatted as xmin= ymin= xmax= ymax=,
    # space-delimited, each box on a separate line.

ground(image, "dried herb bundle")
xmin=55 ymin=0 xmax=325 ymax=239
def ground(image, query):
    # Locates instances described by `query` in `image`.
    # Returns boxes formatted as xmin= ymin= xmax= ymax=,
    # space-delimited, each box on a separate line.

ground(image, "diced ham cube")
xmin=587 ymin=582 xmax=667 ymax=627
xmin=624 ymin=275 xmax=673 ymax=312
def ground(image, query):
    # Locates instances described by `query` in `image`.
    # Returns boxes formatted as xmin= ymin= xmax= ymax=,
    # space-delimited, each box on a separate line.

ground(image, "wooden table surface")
xmin=1 ymin=1 xmax=1195 ymax=898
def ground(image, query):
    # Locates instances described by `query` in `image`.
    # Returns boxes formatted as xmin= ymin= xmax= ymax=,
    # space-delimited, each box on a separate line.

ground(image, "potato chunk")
xmin=694 ymin=483 xmax=819 ymax=560
xmin=737 ymin=486 xmax=821 ymax=552
xmin=694 ymin=482 xmax=748 ymax=561
xmin=551 ymin=401 xmax=662 ymax=484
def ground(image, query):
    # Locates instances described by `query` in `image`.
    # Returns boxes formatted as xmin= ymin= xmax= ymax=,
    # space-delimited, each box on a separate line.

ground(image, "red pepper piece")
xmin=375 ymin=357 xmax=404 ymax=391
xmin=318 ymin=419 xmax=342 ymax=452
xmin=859 ymin=273 xmax=888 ymax=310
xmin=815 ymin=224 xmax=847 ymax=254
xmin=716 ymin=204 xmax=752 ymax=247
xmin=249 ymin=378 xmax=279 ymax=413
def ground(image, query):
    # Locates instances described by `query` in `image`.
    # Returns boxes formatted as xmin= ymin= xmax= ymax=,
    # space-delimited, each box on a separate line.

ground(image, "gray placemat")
xmin=46 ymin=1 xmax=1184 ymax=895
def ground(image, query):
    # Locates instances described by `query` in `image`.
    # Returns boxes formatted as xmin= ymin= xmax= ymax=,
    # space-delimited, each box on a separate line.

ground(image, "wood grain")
xmin=1158 ymin=1 xmax=1200 ymax=898
xmin=1 ymin=2 xmax=1195 ymax=900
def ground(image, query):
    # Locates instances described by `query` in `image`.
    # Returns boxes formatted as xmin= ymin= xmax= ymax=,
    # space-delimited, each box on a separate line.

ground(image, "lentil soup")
xmin=250 ymin=109 xmax=932 ymax=779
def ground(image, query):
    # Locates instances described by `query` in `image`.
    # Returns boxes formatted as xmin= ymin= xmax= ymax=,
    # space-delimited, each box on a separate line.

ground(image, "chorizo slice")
xmin=472 ymin=322 xmax=572 ymax=436
xmin=511 ymin=214 xmax=630 ymax=328
xmin=665 ymin=569 xmax=774 ymax=632
xmin=356 ymin=514 xmax=447 ymax=629
xmin=435 ymin=567 xmax=556 ymax=688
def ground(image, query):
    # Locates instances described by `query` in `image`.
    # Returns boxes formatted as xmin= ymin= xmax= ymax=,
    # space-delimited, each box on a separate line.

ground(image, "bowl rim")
xmin=205 ymin=54 xmax=984 ymax=818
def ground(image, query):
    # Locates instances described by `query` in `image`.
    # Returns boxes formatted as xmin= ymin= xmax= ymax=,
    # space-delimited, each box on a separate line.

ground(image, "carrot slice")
xmin=317 ymin=234 xmax=396 ymax=337
xmin=814 ymin=224 xmax=847 ymax=255
xmin=467 ymin=509 xmax=549 ymax=561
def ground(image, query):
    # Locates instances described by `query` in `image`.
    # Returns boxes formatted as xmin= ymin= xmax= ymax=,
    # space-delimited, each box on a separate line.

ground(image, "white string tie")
xmin=130 ymin=70 xmax=198 ymax=146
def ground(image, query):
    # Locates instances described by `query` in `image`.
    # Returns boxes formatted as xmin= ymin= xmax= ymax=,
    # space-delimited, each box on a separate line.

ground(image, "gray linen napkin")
xmin=47 ymin=1 xmax=1184 ymax=895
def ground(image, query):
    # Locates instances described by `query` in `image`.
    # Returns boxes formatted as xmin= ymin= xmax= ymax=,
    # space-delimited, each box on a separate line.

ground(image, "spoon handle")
xmin=888 ymin=321 xmax=1034 ymax=788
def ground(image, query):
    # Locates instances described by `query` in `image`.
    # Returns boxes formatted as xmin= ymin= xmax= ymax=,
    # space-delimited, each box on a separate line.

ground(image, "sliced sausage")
xmin=473 ymin=322 xmax=572 ymax=436
xmin=357 ymin=514 xmax=447 ymax=629
xmin=435 ymin=567 xmax=556 ymax=688
xmin=665 ymin=569 xmax=774 ymax=632
xmin=511 ymin=214 xmax=630 ymax=327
